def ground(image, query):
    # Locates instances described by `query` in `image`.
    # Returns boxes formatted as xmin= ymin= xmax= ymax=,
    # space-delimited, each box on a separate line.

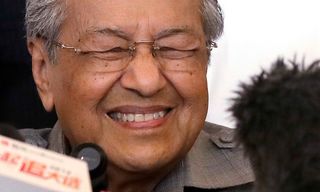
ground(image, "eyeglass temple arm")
xmin=207 ymin=41 xmax=218 ymax=51
xmin=54 ymin=41 xmax=81 ymax=53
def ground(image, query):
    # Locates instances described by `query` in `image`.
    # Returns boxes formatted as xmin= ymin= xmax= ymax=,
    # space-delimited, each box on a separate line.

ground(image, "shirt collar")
xmin=48 ymin=121 xmax=70 ymax=154
xmin=48 ymin=122 xmax=254 ymax=191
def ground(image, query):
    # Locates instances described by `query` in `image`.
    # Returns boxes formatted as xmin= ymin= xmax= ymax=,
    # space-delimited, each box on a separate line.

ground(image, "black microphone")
xmin=0 ymin=123 xmax=25 ymax=142
xmin=231 ymin=58 xmax=320 ymax=192
xmin=71 ymin=143 xmax=108 ymax=192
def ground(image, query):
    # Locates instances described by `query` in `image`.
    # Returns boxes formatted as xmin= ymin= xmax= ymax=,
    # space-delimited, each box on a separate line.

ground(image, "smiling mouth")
xmin=107 ymin=109 xmax=171 ymax=123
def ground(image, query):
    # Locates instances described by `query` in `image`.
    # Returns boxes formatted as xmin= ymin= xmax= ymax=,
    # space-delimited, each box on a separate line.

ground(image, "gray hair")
xmin=201 ymin=0 xmax=224 ymax=44
xmin=25 ymin=0 xmax=224 ymax=61
xmin=25 ymin=0 xmax=66 ymax=60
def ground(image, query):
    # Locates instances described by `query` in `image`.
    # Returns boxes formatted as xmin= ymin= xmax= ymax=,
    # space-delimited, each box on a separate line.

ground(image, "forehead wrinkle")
xmin=77 ymin=25 xmax=197 ymax=43
xmin=84 ymin=26 xmax=131 ymax=40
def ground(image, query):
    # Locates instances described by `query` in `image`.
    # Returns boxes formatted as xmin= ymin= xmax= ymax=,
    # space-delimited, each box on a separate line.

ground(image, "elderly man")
xmin=22 ymin=0 xmax=253 ymax=191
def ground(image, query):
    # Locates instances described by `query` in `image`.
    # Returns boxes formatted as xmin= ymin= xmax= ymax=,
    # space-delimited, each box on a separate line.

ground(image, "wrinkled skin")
xmin=29 ymin=0 xmax=209 ymax=191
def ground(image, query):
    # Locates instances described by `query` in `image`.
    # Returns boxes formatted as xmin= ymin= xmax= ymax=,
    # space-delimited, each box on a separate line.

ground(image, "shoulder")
xmin=19 ymin=128 xmax=52 ymax=149
xmin=203 ymin=122 xmax=237 ymax=149
xmin=183 ymin=122 xmax=254 ymax=191
xmin=201 ymin=122 xmax=251 ymax=173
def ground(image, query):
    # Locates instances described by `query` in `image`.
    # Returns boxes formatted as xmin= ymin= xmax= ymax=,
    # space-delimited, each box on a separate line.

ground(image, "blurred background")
xmin=206 ymin=0 xmax=320 ymax=127
xmin=0 ymin=0 xmax=319 ymax=128
xmin=0 ymin=0 xmax=57 ymax=128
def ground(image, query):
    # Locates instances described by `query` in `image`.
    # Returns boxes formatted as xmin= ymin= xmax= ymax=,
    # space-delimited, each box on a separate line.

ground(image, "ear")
xmin=27 ymin=39 xmax=55 ymax=112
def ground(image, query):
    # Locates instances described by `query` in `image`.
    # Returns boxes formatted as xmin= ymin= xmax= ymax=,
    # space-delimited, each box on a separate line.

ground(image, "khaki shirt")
xmin=20 ymin=122 xmax=254 ymax=192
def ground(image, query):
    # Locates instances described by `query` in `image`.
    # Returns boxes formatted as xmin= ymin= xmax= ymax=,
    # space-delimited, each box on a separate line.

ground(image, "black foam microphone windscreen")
xmin=230 ymin=58 xmax=320 ymax=192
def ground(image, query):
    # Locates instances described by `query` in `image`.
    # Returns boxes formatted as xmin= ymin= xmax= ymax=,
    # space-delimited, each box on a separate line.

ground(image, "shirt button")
xmin=219 ymin=131 xmax=234 ymax=143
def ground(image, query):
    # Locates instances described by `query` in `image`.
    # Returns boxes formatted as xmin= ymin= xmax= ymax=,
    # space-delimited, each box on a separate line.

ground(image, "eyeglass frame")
xmin=51 ymin=39 xmax=218 ymax=72
xmin=53 ymin=40 xmax=217 ymax=55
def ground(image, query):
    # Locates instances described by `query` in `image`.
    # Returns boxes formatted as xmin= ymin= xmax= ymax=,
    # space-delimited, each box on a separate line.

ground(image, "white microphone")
xmin=0 ymin=124 xmax=92 ymax=192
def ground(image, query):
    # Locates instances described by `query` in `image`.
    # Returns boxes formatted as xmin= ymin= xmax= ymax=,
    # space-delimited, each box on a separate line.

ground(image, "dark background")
xmin=0 ymin=0 xmax=57 ymax=128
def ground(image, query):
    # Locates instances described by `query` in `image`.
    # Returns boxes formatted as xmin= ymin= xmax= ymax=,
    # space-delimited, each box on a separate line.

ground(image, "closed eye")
xmin=81 ymin=47 xmax=130 ymax=61
xmin=81 ymin=47 xmax=129 ymax=54
xmin=157 ymin=47 xmax=196 ymax=59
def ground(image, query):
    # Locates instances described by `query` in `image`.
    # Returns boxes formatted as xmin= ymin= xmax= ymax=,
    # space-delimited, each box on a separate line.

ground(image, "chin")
xmin=115 ymin=147 xmax=181 ymax=173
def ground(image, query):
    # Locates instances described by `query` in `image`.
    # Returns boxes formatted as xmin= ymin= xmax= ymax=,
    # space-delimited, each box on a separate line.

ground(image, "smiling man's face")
xmin=37 ymin=0 xmax=209 ymax=175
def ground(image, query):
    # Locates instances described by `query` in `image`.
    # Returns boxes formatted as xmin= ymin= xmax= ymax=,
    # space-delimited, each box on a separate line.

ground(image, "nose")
xmin=120 ymin=46 xmax=166 ymax=97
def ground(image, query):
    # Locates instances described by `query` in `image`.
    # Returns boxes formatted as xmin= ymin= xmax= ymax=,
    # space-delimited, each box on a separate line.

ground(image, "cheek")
xmin=50 ymin=64 xmax=122 ymax=144
xmin=66 ymin=74 xmax=114 ymax=101
xmin=166 ymin=70 xmax=208 ymax=133
xmin=167 ymin=53 xmax=209 ymax=103
xmin=166 ymin=70 xmax=208 ymax=104
xmin=52 ymin=57 xmax=121 ymax=104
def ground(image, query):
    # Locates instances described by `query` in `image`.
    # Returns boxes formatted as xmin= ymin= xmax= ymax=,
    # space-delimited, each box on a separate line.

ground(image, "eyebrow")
xmin=85 ymin=26 xmax=194 ymax=40
xmin=155 ymin=26 xmax=195 ymax=39
xmin=89 ymin=27 xmax=130 ymax=40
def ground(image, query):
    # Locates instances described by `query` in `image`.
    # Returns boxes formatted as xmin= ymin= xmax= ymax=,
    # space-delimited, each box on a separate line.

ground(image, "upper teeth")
xmin=109 ymin=111 xmax=166 ymax=122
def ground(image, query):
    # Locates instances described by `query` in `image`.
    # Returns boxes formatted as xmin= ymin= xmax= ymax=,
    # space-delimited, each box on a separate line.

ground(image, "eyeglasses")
xmin=53 ymin=40 xmax=217 ymax=73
